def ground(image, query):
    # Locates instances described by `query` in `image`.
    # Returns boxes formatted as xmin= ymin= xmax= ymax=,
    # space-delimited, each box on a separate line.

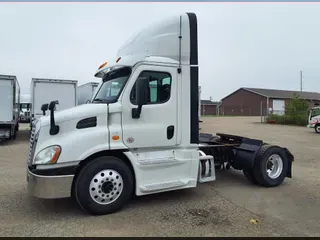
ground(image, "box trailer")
xmin=0 ymin=75 xmax=20 ymax=141
xmin=30 ymin=78 xmax=78 ymax=123
xmin=77 ymin=82 xmax=100 ymax=105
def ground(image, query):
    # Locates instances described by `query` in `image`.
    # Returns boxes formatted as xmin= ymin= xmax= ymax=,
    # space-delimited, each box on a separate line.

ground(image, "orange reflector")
xmin=112 ymin=135 xmax=120 ymax=141
xmin=98 ymin=61 xmax=108 ymax=69
xmin=50 ymin=146 xmax=61 ymax=164
xmin=116 ymin=57 xmax=121 ymax=63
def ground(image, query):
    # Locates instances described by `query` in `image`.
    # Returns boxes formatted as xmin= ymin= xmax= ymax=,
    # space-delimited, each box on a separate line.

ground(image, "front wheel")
xmin=315 ymin=124 xmax=320 ymax=134
xmin=252 ymin=145 xmax=288 ymax=187
xmin=73 ymin=156 xmax=134 ymax=215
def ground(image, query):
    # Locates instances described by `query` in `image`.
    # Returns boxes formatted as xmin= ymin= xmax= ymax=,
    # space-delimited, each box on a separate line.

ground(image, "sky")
xmin=1 ymin=3 xmax=320 ymax=101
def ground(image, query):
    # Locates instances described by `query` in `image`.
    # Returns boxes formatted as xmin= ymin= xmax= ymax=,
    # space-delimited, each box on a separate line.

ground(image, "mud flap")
xmin=232 ymin=138 xmax=263 ymax=170
xmin=283 ymin=147 xmax=294 ymax=178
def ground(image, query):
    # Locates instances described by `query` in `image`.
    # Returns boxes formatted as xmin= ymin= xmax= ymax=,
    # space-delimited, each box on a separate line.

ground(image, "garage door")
xmin=272 ymin=99 xmax=285 ymax=115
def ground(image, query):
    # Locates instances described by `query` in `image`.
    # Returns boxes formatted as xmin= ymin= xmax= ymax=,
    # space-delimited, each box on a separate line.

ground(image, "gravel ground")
xmin=0 ymin=118 xmax=319 ymax=237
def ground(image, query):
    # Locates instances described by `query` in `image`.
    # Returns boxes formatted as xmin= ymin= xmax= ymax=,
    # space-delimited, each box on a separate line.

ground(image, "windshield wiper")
xmin=92 ymin=98 xmax=107 ymax=103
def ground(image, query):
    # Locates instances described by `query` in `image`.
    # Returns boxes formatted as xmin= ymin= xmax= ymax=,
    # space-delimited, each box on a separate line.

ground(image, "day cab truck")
xmin=20 ymin=94 xmax=31 ymax=123
xmin=26 ymin=12 xmax=294 ymax=215
xmin=0 ymin=74 xmax=20 ymax=141
xmin=30 ymin=78 xmax=78 ymax=128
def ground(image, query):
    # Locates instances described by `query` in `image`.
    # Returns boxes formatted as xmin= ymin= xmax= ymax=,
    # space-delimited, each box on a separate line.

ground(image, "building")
xmin=219 ymin=87 xmax=320 ymax=116
xmin=200 ymin=100 xmax=220 ymax=115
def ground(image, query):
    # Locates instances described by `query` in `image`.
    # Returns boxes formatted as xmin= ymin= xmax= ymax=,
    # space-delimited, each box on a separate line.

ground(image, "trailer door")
xmin=0 ymin=80 xmax=13 ymax=121
xmin=34 ymin=82 xmax=76 ymax=117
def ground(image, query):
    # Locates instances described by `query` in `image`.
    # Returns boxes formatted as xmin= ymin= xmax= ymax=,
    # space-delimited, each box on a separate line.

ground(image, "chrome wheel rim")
xmin=89 ymin=169 xmax=123 ymax=205
xmin=266 ymin=154 xmax=283 ymax=179
xmin=316 ymin=126 xmax=320 ymax=132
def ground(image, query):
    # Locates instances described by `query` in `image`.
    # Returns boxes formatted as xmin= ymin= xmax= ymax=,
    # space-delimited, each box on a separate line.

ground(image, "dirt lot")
xmin=0 ymin=117 xmax=319 ymax=237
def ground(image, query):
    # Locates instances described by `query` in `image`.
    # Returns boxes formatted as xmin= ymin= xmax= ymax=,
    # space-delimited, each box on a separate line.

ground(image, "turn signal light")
xmin=98 ymin=62 xmax=108 ymax=69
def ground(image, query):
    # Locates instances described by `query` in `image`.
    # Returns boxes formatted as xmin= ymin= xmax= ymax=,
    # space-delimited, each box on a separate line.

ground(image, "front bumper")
xmin=307 ymin=124 xmax=315 ymax=128
xmin=27 ymin=166 xmax=74 ymax=199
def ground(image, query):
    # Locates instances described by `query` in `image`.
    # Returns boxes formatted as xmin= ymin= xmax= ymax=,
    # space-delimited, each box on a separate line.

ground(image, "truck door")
xmin=121 ymin=65 xmax=178 ymax=149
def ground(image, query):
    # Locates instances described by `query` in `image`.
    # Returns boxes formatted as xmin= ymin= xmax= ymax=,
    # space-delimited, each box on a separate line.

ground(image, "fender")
xmin=232 ymin=137 xmax=263 ymax=170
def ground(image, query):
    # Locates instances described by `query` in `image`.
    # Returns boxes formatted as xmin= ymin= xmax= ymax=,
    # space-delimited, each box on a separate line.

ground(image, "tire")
xmin=252 ymin=144 xmax=288 ymax=187
xmin=315 ymin=124 xmax=320 ymax=134
xmin=10 ymin=127 xmax=17 ymax=140
xmin=12 ymin=130 xmax=16 ymax=140
xmin=73 ymin=156 xmax=134 ymax=215
xmin=243 ymin=169 xmax=259 ymax=185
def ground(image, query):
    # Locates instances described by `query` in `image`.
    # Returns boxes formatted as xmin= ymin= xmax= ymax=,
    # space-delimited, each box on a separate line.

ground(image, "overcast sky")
xmin=1 ymin=3 xmax=320 ymax=101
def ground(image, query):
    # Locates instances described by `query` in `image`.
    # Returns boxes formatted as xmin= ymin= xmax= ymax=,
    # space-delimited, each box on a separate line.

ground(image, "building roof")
xmin=201 ymin=100 xmax=220 ymax=105
xmin=222 ymin=87 xmax=320 ymax=101
xmin=244 ymin=87 xmax=320 ymax=100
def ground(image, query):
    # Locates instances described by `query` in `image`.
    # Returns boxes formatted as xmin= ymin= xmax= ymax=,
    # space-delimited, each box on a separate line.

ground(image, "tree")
xmin=285 ymin=93 xmax=309 ymax=115
xmin=284 ymin=93 xmax=309 ymax=126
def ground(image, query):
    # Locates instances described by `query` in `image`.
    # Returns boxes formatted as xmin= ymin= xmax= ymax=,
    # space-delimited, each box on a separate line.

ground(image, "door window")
xmin=130 ymin=71 xmax=172 ymax=105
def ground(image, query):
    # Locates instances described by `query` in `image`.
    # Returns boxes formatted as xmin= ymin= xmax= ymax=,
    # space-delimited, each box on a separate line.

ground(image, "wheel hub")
xmin=101 ymin=181 xmax=114 ymax=194
xmin=89 ymin=169 xmax=123 ymax=205
xmin=266 ymin=154 xmax=283 ymax=179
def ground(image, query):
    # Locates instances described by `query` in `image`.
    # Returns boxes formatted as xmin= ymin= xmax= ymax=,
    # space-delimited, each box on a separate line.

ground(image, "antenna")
xmin=300 ymin=71 xmax=303 ymax=91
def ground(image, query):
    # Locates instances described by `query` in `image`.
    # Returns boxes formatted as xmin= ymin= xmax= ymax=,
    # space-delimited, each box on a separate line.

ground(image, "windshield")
xmin=92 ymin=67 xmax=132 ymax=103
xmin=311 ymin=108 xmax=320 ymax=118
xmin=20 ymin=103 xmax=31 ymax=110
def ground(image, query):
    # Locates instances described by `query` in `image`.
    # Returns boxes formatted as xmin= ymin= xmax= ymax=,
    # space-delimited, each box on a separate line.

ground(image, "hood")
xmin=40 ymin=103 xmax=108 ymax=127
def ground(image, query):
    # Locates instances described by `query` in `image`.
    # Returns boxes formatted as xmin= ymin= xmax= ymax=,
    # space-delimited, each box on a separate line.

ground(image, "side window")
xmin=130 ymin=71 xmax=172 ymax=105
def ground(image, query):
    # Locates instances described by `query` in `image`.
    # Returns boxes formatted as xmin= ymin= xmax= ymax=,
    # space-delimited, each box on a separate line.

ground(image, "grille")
xmin=27 ymin=122 xmax=37 ymax=166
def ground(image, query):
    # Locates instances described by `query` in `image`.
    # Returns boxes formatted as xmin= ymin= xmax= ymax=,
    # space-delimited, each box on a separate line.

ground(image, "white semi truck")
xmin=30 ymin=78 xmax=78 ymax=127
xmin=307 ymin=105 xmax=320 ymax=133
xmin=20 ymin=93 xmax=31 ymax=123
xmin=26 ymin=12 xmax=294 ymax=215
xmin=0 ymin=75 xmax=20 ymax=141
xmin=77 ymin=82 xmax=99 ymax=105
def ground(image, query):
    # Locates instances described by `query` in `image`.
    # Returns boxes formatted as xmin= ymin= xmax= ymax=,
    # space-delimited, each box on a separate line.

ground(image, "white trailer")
xmin=0 ymin=75 xmax=20 ymax=141
xmin=30 ymin=78 xmax=78 ymax=124
xmin=77 ymin=82 xmax=100 ymax=105
xmin=26 ymin=12 xmax=294 ymax=216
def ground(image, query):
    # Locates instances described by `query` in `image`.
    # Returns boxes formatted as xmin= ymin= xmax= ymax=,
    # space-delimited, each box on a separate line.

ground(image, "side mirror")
xmin=136 ymin=77 xmax=148 ymax=106
xmin=132 ymin=77 xmax=148 ymax=119
xmin=48 ymin=100 xmax=60 ymax=135
xmin=49 ymin=100 xmax=59 ymax=111
xmin=41 ymin=103 xmax=49 ymax=116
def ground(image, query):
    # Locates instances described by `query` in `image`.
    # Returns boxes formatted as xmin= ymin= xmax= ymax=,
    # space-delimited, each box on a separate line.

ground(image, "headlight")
xmin=34 ymin=145 xmax=61 ymax=165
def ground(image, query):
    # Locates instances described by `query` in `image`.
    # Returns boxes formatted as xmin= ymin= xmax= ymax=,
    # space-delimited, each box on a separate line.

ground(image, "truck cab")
xmin=307 ymin=106 xmax=320 ymax=133
xmin=26 ymin=12 xmax=294 ymax=216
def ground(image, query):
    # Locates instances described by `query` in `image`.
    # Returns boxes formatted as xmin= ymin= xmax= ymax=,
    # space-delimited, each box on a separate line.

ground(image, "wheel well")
xmin=72 ymin=150 xmax=136 ymax=196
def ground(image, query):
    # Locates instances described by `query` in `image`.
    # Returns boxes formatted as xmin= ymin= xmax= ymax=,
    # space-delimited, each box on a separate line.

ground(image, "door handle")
xmin=167 ymin=125 xmax=174 ymax=140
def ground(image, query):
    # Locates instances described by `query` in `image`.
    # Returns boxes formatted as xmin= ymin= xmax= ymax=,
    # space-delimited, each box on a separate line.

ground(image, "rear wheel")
xmin=253 ymin=145 xmax=288 ymax=187
xmin=73 ymin=156 xmax=134 ymax=215
xmin=315 ymin=124 xmax=320 ymax=134
xmin=10 ymin=126 xmax=17 ymax=140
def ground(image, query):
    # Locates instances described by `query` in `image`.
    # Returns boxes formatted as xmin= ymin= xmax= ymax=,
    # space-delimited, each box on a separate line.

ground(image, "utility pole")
xmin=300 ymin=71 xmax=303 ymax=92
